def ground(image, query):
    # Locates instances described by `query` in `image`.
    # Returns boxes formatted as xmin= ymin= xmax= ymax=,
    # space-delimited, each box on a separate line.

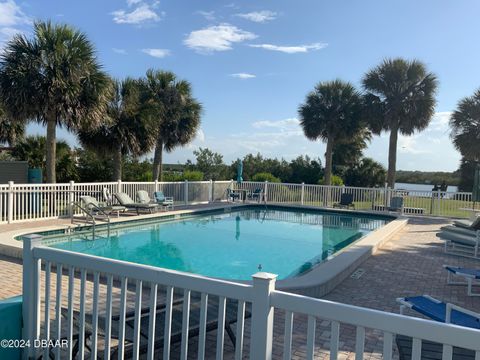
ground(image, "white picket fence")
xmin=0 ymin=180 xmax=476 ymax=224
xmin=22 ymin=235 xmax=480 ymax=359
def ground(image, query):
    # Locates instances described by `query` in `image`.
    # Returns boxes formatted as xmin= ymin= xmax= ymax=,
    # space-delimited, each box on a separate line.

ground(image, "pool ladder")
xmin=71 ymin=202 xmax=111 ymax=240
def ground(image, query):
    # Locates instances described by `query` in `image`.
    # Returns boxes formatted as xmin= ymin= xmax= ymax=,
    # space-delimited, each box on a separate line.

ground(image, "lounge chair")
xmin=114 ymin=192 xmax=158 ymax=215
xmin=396 ymin=334 xmax=476 ymax=360
xmin=247 ymin=188 xmax=264 ymax=203
xmin=452 ymin=215 xmax=480 ymax=230
xmin=396 ymin=295 xmax=479 ymax=360
xmin=153 ymin=191 xmax=174 ymax=210
xmin=436 ymin=230 xmax=480 ymax=259
xmin=80 ymin=196 xmax=126 ymax=218
xmin=333 ymin=193 xmax=355 ymax=209
xmin=67 ymin=294 xmax=250 ymax=359
xmin=387 ymin=196 xmax=404 ymax=212
xmin=444 ymin=265 xmax=480 ymax=296
xmin=440 ymin=225 xmax=478 ymax=237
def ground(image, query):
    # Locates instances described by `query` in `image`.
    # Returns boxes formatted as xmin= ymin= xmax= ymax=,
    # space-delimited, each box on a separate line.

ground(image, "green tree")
xmin=76 ymin=148 xmax=113 ymax=182
xmin=0 ymin=21 xmax=110 ymax=183
xmin=363 ymin=58 xmax=438 ymax=187
xmin=12 ymin=136 xmax=78 ymax=182
xmin=189 ymin=147 xmax=228 ymax=180
xmin=298 ymin=80 xmax=364 ymax=185
xmin=332 ymin=128 xmax=372 ymax=170
xmin=450 ymin=89 xmax=480 ymax=161
xmin=77 ymin=79 xmax=155 ymax=180
xmin=344 ymin=157 xmax=386 ymax=187
xmin=288 ymin=155 xmax=323 ymax=184
xmin=0 ymin=103 xmax=24 ymax=146
xmin=141 ymin=70 xmax=202 ymax=181
xmin=251 ymin=172 xmax=281 ymax=183
xmin=457 ymin=157 xmax=476 ymax=192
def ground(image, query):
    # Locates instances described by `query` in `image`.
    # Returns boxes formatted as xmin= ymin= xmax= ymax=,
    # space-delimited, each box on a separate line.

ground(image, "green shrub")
xmin=251 ymin=172 xmax=281 ymax=183
xmin=163 ymin=170 xmax=204 ymax=181
xmin=318 ymin=175 xmax=344 ymax=186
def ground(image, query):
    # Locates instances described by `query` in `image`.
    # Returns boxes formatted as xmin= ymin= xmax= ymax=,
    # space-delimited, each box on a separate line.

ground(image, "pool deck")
xmin=0 ymin=214 xmax=479 ymax=358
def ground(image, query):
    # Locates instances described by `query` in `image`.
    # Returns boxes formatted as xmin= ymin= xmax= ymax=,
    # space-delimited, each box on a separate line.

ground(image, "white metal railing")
xmin=22 ymin=235 xmax=480 ymax=359
xmin=0 ymin=180 xmax=476 ymax=224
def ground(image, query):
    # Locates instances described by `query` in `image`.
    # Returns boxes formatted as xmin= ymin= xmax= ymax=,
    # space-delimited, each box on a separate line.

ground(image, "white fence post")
xmin=250 ymin=272 xmax=276 ymax=360
xmin=208 ymin=180 xmax=213 ymax=203
xmin=384 ymin=183 xmax=389 ymax=209
xmin=68 ymin=180 xmax=75 ymax=218
xmin=264 ymin=181 xmax=269 ymax=203
xmin=155 ymin=179 xmax=159 ymax=193
xmin=184 ymin=180 xmax=189 ymax=205
xmin=22 ymin=234 xmax=42 ymax=359
xmin=7 ymin=180 xmax=14 ymax=224
xmin=301 ymin=182 xmax=305 ymax=205
xmin=117 ymin=179 xmax=122 ymax=194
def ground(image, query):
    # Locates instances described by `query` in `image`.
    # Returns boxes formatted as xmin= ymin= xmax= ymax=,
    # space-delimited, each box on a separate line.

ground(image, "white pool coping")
xmin=0 ymin=203 xmax=407 ymax=297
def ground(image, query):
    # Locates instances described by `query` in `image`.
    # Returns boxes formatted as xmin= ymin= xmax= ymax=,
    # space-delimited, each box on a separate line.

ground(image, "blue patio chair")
xmin=396 ymin=295 xmax=480 ymax=329
xmin=444 ymin=265 xmax=480 ymax=297
xmin=226 ymin=188 xmax=240 ymax=202
xmin=247 ymin=188 xmax=264 ymax=202
xmin=154 ymin=191 xmax=174 ymax=210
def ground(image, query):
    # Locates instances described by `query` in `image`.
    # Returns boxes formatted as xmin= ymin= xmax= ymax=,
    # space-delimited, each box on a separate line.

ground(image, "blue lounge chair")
xmin=444 ymin=265 xmax=480 ymax=297
xmin=333 ymin=193 xmax=355 ymax=209
xmin=396 ymin=295 xmax=480 ymax=329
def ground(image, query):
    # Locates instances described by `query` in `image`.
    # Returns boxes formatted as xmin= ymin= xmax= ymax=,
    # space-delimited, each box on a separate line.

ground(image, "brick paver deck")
xmin=0 ymin=216 xmax=478 ymax=359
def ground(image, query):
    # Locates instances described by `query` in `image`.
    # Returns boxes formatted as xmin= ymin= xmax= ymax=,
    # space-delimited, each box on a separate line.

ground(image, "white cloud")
xmin=236 ymin=10 xmax=277 ymax=23
xmin=249 ymin=42 xmax=328 ymax=54
xmin=196 ymin=129 xmax=205 ymax=142
xmin=184 ymin=23 xmax=257 ymax=53
xmin=197 ymin=10 xmax=215 ymax=21
xmin=112 ymin=3 xmax=161 ymax=25
xmin=141 ymin=48 xmax=171 ymax=58
xmin=230 ymin=73 xmax=256 ymax=79
xmin=428 ymin=111 xmax=452 ymax=132
xmin=0 ymin=0 xmax=30 ymax=27
xmin=252 ymin=118 xmax=299 ymax=130
xmin=0 ymin=1 xmax=30 ymax=48
xmin=112 ymin=48 xmax=128 ymax=55
xmin=127 ymin=0 xmax=142 ymax=6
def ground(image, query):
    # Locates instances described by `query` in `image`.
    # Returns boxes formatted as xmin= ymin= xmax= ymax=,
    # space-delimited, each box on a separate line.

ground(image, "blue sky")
xmin=1 ymin=0 xmax=479 ymax=171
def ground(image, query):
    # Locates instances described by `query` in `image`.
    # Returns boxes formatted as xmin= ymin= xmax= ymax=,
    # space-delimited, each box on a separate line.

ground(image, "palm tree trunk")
xmin=152 ymin=139 xmax=164 ymax=181
xmin=387 ymin=125 xmax=399 ymax=188
xmin=45 ymin=118 xmax=56 ymax=183
xmin=324 ymin=136 xmax=334 ymax=185
xmin=113 ymin=146 xmax=122 ymax=181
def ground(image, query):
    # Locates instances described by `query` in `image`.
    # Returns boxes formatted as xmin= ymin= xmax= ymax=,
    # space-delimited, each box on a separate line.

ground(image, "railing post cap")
xmin=252 ymin=272 xmax=277 ymax=281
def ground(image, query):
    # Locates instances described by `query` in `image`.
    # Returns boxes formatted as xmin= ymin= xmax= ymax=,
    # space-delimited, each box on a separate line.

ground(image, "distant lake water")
xmin=395 ymin=182 xmax=458 ymax=192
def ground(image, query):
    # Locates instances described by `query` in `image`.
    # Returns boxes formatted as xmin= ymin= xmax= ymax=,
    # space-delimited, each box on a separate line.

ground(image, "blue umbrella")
xmin=236 ymin=160 xmax=243 ymax=184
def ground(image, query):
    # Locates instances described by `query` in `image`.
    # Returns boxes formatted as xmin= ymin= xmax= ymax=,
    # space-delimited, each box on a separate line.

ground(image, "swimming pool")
xmin=43 ymin=206 xmax=392 ymax=280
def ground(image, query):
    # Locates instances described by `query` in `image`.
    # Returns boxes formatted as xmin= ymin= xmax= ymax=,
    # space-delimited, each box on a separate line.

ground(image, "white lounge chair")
xmin=436 ymin=230 xmax=480 ymax=259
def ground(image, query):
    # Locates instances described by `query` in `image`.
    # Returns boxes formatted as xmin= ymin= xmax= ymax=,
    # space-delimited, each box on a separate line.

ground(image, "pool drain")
xmin=350 ymin=268 xmax=366 ymax=279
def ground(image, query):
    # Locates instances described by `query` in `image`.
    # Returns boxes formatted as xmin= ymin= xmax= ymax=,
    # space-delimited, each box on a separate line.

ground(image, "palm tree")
xmin=0 ymin=21 xmax=110 ymax=183
xmin=77 ymin=78 xmax=155 ymax=180
xmin=298 ymin=80 xmax=364 ymax=185
xmin=140 ymin=69 xmax=202 ymax=181
xmin=12 ymin=135 xmax=77 ymax=182
xmin=0 ymin=103 xmax=24 ymax=146
xmin=363 ymin=58 xmax=438 ymax=187
xmin=450 ymin=89 xmax=480 ymax=162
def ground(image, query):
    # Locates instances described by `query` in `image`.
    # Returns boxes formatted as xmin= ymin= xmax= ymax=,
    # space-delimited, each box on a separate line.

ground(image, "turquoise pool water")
xmin=47 ymin=207 xmax=391 ymax=280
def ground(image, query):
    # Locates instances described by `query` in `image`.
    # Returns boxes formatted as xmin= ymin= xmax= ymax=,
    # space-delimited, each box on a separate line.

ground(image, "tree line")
xmin=0 ymin=21 xmax=479 ymax=190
